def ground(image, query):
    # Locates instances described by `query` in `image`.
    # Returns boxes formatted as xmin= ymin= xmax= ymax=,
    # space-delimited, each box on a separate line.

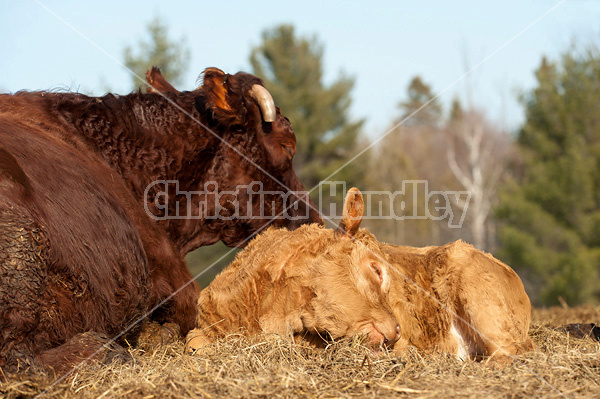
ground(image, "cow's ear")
xmin=338 ymin=187 xmax=364 ymax=237
xmin=199 ymin=67 xmax=244 ymax=125
xmin=145 ymin=67 xmax=178 ymax=94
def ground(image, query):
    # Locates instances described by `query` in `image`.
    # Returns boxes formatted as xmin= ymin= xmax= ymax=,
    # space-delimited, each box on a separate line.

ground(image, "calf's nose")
xmin=384 ymin=324 xmax=401 ymax=347
xmin=381 ymin=324 xmax=401 ymax=348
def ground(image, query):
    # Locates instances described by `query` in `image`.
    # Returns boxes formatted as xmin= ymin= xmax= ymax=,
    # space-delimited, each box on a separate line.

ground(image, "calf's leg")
xmin=185 ymin=329 xmax=212 ymax=354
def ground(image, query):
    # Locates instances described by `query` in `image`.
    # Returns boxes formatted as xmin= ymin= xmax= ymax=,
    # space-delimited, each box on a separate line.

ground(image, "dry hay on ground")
xmin=533 ymin=305 xmax=600 ymax=327
xmin=2 ymin=306 xmax=599 ymax=399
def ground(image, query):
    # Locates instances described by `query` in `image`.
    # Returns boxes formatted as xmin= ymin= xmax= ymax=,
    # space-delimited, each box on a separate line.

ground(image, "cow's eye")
xmin=262 ymin=121 xmax=273 ymax=134
xmin=281 ymin=143 xmax=295 ymax=160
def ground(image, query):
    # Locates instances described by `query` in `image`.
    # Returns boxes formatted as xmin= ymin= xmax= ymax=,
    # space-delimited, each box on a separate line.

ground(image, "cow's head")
xmin=302 ymin=188 xmax=400 ymax=349
xmin=145 ymin=67 xmax=323 ymax=253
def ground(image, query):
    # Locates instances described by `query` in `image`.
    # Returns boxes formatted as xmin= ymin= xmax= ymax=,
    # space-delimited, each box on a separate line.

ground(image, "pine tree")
xmin=364 ymin=76 xmax=452 ymax=247
xmin=123 ymin=17 xmax=190 ymax=90
xmin=250 ymin=24 xmax=364 ymax=192
xmin=449 ymin=97 xmax=463 ymax=123
xmin=496 ymin=50 xmax=600 ymax=305
xmin=398 ymin=76 xmax=442 ymax=127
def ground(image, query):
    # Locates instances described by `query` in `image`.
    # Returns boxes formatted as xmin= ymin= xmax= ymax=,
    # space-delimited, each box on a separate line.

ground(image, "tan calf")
xmin=186 ymin=188 xmax=400 ymax=352
xmin=383 ymin=241 xmax=533 ymax=366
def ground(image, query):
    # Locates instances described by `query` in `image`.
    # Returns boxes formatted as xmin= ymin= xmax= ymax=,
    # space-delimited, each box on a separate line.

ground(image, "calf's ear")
xmin=145 ymin=67 xmax=178 ymax=94
xmin=338 ymin=187 xmax=364 ymax=237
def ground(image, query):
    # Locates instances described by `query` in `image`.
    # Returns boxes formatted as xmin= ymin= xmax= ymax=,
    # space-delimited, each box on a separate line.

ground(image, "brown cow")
xmin=185 ymin=188 xmax=401 ymax=352
xmin=382 ymin=241 xmax=533 ymax=366
xmin=0 ymin=67 xmax=321 ymax=372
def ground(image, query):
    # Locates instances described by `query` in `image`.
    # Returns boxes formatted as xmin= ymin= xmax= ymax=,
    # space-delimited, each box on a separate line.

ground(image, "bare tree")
xmin=446 ymin=107 xmax=510 ymax=250
xmin=363 ymin=74 xmax=512 ymax=250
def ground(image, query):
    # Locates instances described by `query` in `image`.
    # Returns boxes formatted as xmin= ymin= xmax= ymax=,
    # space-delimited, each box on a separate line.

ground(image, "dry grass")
xmin=2 ymin=306 xmax=599 ymax=399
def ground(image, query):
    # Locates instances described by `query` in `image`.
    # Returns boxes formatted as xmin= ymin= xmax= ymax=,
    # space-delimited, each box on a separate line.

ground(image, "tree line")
xmin=123 ymin=19 xmax=600 ymax=306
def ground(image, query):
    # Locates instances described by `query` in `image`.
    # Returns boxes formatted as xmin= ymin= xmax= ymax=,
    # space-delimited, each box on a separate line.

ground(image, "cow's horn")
xmin=249 ymin=84 xmax=276 ymax=122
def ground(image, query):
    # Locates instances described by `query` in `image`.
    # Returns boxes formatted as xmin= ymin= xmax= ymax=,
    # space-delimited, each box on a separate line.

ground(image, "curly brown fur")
xmin=0 ymin=68 xmax=320 ymax=373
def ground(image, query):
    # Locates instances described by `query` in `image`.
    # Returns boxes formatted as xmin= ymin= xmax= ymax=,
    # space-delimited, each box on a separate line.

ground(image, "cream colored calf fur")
xmin=186 ymin=188 xmax=400 ymax=352
xmin=383 ymin=241 xmax=533 ymax=366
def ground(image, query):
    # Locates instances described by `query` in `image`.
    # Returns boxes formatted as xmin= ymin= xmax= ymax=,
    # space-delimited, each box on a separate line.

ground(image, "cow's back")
xmin=0 ymin=118 xmax=150 ymax=365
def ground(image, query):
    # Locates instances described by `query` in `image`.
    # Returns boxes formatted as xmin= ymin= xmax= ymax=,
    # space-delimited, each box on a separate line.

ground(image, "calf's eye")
xmin=369 ymin=262 xmax=384 ymax=286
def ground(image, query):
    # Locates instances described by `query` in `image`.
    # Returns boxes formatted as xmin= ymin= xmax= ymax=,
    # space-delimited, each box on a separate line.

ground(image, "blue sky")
xmin=1 ymin=1 xmax=599 ymax=135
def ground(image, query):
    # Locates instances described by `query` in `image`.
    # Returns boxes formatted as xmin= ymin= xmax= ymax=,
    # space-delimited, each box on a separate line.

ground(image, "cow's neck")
xmin=51 ymin=92 xmax=226 ymax=252
xmin=54 ymin=92 xmax=215 ymax=198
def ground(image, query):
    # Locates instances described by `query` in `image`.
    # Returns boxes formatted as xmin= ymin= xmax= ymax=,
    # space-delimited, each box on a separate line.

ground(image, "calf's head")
xmin=145 ymin=67 xmax=322 ymax=253
xmin=302 ymin=188 xmax=400 ymax=348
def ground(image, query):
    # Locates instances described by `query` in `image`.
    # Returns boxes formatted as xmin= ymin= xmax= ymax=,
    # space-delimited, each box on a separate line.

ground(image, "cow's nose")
xmin=395 ymin=324 xmax=401 ymax=339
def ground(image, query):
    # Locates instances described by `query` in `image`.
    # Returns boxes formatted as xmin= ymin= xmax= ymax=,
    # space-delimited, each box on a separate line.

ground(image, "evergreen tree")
xmin=363 ymin=76 xmax=457 ymax=247
xmin=123 ymin=17 xmax=190 ymax=90
xmin=449 ymin=96 xmax=463 ymax=123
xmin=398 ymin=76 xmax=442 ymax=127
xmin=496 ymin=50 xmax=600 ymax=305
xmin=250 ymin=24 xmax=364 ymax=192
